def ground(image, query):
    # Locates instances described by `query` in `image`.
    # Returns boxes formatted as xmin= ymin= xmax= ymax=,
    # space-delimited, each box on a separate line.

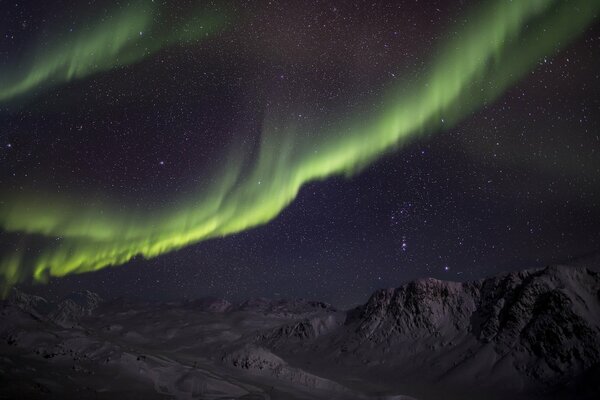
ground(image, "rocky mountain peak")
xmin=48 ymin=290 xmax=103 ymax=328
xmin=342 ymin=265 xmax=600 ymax=384
xmin=6 ymin=287 xmax=53 ymax=317
xmin=63 ymin=290 xmax=103 ymax=311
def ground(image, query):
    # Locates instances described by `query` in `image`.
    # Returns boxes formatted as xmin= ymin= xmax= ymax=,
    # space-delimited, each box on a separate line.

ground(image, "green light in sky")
xmin=0 ymin=1 xmax=226 ymax=103
xmin=0 ymin=0 xmax=598 ymax=294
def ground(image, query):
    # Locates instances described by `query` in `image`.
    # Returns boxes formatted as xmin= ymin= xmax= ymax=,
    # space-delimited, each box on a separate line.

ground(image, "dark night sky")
xmin=1 ymin=0 xmax=599 ymax=307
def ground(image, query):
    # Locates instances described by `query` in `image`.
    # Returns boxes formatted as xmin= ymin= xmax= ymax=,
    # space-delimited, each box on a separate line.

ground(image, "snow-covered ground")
xmin=1 ymin=263 xmax=599 ymax=399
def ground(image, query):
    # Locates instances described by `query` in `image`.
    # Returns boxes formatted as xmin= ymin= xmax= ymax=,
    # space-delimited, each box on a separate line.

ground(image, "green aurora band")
xmin=0 ymin=1 xmax=226 ymax=103
xmin=0 ymin=0 xmax=598 ymax=293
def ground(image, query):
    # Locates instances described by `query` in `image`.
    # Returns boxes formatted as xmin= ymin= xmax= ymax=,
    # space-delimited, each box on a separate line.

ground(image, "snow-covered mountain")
xmin=1 ymin=263 xmax=598 ymax=399
xmin=340 ymin=265 xmax=600 ymax=384
xmin=48 ymin=290 xmax=103 ymax=327
xmin=7 ymin=287 xmax=53 ymax=317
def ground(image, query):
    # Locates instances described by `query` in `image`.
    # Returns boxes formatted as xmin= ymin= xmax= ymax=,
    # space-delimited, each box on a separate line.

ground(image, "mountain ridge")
xmin=1 ymin=263 xmax=598 ymax=399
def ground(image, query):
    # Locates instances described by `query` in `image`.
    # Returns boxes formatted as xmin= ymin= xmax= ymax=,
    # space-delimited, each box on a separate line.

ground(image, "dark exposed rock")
xmin=342 ymin=265 xmax=600 ymax=384
xmin=48 ymin=290 xmax=103 ymax=327
xmin=235 ymin=297 xmax=336 ymax=316
xmin=260 ymin=314 xmax=343 ymax=346
xmin=6 ymin=288 xmax=53 ymax=317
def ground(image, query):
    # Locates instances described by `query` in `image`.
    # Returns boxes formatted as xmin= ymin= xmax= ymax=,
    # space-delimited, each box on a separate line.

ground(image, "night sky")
xmin=1 ymin=0 xmax=599 ymax=307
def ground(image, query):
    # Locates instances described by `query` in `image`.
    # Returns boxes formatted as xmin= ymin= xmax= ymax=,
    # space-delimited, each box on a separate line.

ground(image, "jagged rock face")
xmin=63 ymin=290 xmax=103 ymax=312
xmin=347 ymin=278 xmax=478 ymax=341
xmin=47 ymin=291 xmax=103 ymax=328
xmin=6 ymin=288 xmax=53 ymax=316
xmin=260 ymin=314 xmax=342 ymax=346
xmin=48 ymin=299 xmax=88 ymax=327
xmin=520 ymin=289 xmax=599 ymax=380
xmin=342 ymin=266 xmax=600 ymax=383
xmin=472 ymin=266 xmax=600 ymax=381
xmin=223 ymin=344 xmax=286 ymax=370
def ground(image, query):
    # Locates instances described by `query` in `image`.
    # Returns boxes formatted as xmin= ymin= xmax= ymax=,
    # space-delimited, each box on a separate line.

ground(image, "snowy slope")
xmin=1 ymin=263 xmax=598 ymax=400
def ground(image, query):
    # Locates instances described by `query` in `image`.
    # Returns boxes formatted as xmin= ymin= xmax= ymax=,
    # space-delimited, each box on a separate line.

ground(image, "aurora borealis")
xmin=1 ymin=0 xmax=599 ymax=301
xmin=0 ymin=1 xmax=226 ymax=103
